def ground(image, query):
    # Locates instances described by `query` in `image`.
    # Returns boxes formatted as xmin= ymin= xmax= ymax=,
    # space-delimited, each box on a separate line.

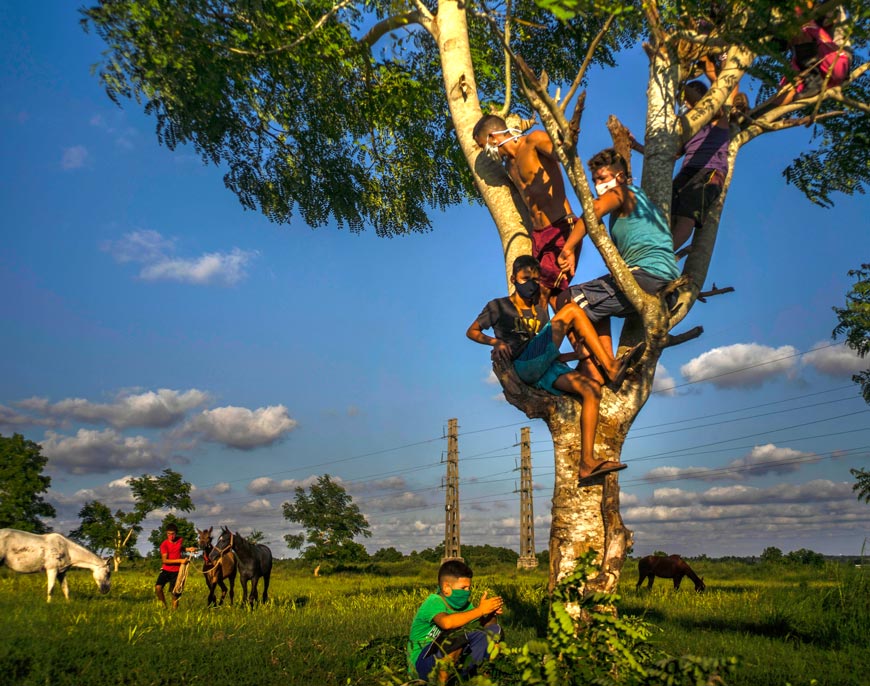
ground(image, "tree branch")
xmin=224 ymin=0 xmax=355 ymax=55
xmin=360 ymin=11 xmax=427 ymax=47
xmin=664 ymin=326 xmax=703 ymax=349
xmin=697 ymin=284 xmax=734 ymax=302
xmin=496 ymin=0 xmax=513 ymax=118
xmin=562 ymin=14 xmax=616 ymax=112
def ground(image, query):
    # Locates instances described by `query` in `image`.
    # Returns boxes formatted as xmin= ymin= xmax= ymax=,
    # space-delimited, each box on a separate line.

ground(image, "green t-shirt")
xmin=406 ymin=593 xmax=472 ymax=676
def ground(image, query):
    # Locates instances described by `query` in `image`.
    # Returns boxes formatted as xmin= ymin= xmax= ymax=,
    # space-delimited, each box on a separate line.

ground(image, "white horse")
xmin=0 ymin=528 xmax=112 ymax=601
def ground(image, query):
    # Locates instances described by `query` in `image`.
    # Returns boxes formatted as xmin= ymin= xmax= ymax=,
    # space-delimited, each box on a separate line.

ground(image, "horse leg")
xmin=673 ymin=574 xmax=683 ymax=590
xmin=217 ymin=578 xmax=227 ymax=606
xmin=46 ymin=568 xmax=57 ymax=603
xmin=261 ymin=572 xmax=270 ymax=604
xmin=59 ymin=572 xmax=69 ymax=601
xmin=646 ymin=575 xmax=654 ymax=590
xmin=228 ymin=573 xmax=235 ymax=606
xmin=207 ymin=581 xmax=216 ymax=607
xmin=250 ymin=575 xmax=259 ymax=607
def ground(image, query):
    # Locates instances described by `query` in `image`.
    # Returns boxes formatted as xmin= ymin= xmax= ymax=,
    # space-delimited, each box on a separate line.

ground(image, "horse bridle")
xmin=200 ymin=531 xmax=233 ymax=577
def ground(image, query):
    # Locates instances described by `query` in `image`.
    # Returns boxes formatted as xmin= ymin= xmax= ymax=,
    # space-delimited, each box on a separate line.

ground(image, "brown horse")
xmin=636 ymin=554 xmax=706 ymax=592
xmin=197 ymin=527 xmax=237 ymax=607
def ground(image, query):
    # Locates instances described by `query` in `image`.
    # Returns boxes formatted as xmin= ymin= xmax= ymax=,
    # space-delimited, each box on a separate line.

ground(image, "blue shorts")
xmin=555 ymin=269 xmax=672 ymax=323
xmin=513 ymin=324 xmax=574 ymax=395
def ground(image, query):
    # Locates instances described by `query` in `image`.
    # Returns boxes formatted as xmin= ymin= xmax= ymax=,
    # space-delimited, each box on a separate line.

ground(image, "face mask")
xmin=445 ymin=588 xmax=471 ymax=610
xmin=595 ymin=177 xmax=620 ymax=196
xmin=483 ymin=128 xmax=522 ymax=162
xmin=515 ymin=279 xmax=540 ymax=303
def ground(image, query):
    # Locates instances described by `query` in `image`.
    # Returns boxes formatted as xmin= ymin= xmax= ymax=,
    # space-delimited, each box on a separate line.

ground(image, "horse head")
xmin=695 ymin=577 xmax=706 ymax=593
xmin=94 ymin=558 xmax=112 ymax=594
xmin=213 ymin=526 xmax=234 ymax=556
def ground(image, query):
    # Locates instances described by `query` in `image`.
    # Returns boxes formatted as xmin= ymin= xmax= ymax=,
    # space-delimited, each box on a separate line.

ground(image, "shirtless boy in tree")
xmin=473 ymin=115 xmax=584 ymax=308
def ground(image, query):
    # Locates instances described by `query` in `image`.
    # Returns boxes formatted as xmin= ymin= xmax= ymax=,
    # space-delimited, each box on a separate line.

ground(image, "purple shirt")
xmin=680 ymin=124 xmax=729 ymax=174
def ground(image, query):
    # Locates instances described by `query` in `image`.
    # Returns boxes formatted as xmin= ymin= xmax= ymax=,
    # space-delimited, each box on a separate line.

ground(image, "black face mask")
xmin=515 ymin=279 xmax=540 ymax=304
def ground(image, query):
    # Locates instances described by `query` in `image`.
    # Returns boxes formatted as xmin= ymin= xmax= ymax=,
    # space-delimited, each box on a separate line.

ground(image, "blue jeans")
xmin=415 ymin=624 xmax=501 ymax=681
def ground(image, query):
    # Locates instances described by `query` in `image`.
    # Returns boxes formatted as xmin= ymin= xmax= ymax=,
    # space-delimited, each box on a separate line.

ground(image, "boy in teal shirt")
xmin=407 ymin=559 xmax=504 ymax=683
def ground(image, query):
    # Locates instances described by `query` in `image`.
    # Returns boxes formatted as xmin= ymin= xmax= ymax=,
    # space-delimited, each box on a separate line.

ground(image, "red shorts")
xmin=532 ymin=216 xmax=577 ymax=292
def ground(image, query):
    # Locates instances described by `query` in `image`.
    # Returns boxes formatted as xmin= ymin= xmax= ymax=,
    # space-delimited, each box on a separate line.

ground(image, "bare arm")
xmin=557 ymin=188 xmax=626 ymax=275
xmin=467 ymin=320 xmax=511 ymax=364
xmin=434 ymin=592 xmax=504 ymax=631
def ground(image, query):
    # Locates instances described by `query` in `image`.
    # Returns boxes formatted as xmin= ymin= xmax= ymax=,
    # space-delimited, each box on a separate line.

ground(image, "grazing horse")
xmin=637 ymin=554 xmax=706 ymax=592
xmin=213 ymin=527 xmax=272 ymax=607
xmin=0 ymin=528 xmax=111 ymax=601
xmin=197 ymin=526 xmax=236 ymax=607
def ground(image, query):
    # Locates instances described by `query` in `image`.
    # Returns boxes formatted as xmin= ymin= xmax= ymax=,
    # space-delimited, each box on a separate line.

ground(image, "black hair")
xmin=685 ymin=80 xmax=709 ymax=96
xmin=473 ymin=114 xmax=508 ymax=142
xmin=165 ymin=523 xmax=178 ymax=533
xmin=512 ymin=254 xmax=541 ymax=277
xmin=438 ymin=559 xmax=473 ymax=585
xmin=587 ymin=148 xmax=628 ymax=176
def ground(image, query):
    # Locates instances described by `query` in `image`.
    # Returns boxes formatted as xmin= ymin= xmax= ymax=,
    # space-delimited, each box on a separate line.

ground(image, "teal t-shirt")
xmin=407 ymin=593 xmax=472 ymax=675
xmin=608 ymin=185 xmax=681 ymax=281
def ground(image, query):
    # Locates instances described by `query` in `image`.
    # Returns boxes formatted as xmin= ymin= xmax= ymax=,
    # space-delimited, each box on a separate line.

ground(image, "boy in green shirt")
xmin=407 ymin=559 xmax=504 ymax=683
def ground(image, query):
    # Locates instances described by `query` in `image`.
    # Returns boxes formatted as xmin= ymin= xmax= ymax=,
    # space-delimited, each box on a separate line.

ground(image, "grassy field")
xmin=0 ymin=558 xmax=867 ymax=686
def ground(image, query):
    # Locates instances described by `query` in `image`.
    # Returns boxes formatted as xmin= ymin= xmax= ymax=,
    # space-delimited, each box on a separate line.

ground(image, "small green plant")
xmin=450 ymin=552 xmax=736 ymax=686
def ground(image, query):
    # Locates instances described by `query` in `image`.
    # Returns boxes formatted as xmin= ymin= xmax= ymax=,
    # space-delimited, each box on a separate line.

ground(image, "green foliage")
xmin=481 ymin=551 xmax=735 ymax=686
xmin=127 ymin=468 xmax=194 ymax=522
xmin=832 ymin=263 xmax=870 ymax=402
xmin=146 ymin=514 xmax=197 ymax=556
xmin=0 ymin=433 xmax=56 ymax=533
xmin=282 ymin=474 xmax=371 ymax=562
xmin=852 ymin=467 xmax=870 ymax=503
xmin=68 ymin=501 xmax=130 ymax=557
xmin=784 ymin=548 xmax=825 ymax=566
xmin=372 ymin=546 xmax=405 ymax=563
xmin=760 ymin=546 xmax=784 ymax=564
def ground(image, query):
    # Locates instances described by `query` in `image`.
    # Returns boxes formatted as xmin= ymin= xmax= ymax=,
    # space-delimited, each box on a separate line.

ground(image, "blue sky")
xmin=2 ymin=4 xmax=868 ymax=559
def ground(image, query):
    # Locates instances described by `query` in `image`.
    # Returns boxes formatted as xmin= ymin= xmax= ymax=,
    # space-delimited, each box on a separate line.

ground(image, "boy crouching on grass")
xmin=407 ymin=560 xmax=504 ymax=683
xmin=467 ymin=255 xmax=634 ymax=482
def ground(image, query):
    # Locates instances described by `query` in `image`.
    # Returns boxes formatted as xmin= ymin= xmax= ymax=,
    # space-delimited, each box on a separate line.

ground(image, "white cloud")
xmin=0 ymin=404 xmax=58 ymax=428
xmin=41 ymin=429 xmax=166 ymax=475
xmin=241 ymin=498 xmax=274 ymax=515
xmin=726 ymin=443 xmax=817 ymax=476
xmin=680 ymin=343 xmax=797 ymax=389
xmin=181 ymin=405 xmax=297 ymax=449
xmin=102 ymin=230 xmax=257 ymax=286
xmin=652 ymin=363 xmax=677 ymax=396
xmin=140 ymin=248 xmax=255 ymax=286
xmin=363 ymin=492 xmax=427 ymax=513
xmin=18 ymin=388 xmax=209 ymax=428
xmin=247 ymin=475 xmax=316 ymax=496
xmin=802 ymin=342 xmax=868 ymax=377
xmin=61 ymin=145 xmax=88 ymax=170
xmin=485 ymin=370 xmax=499 ymax=385
xmin=102 ymin=230 xmax=175 ymax=264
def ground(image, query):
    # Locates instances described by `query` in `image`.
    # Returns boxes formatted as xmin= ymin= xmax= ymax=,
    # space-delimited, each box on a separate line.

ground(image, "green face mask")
xmin=445 ymin=588 xmax=471 ymax=610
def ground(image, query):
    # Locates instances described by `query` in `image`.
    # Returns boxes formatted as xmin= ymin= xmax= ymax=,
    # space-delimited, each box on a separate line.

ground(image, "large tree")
xmin=69 ymin=500 xmax=132 ymax=557
xmin=92 ymin=468 xmax=195 ymax=570
xmin=0 ymin=433 xmax=56 ymax=533
xmin=82 ymin=1 xmax=870 ymax=595
xmin=282 ymin=474 xmax=372 ymax=563
xmin=833 ymin=263 xmax=870 ymax=402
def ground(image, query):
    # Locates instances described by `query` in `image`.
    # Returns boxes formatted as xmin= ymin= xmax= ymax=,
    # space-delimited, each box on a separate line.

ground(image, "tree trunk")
xmin=434 ymin=1 xmax=531 ymax=289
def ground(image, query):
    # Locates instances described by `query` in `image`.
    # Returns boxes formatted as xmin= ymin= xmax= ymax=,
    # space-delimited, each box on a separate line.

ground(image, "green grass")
xmin=0 ymin=559 xmax=866 ymax=685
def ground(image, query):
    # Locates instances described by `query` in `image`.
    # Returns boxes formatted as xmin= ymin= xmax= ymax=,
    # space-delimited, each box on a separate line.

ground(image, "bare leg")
xmin=155 ymin=584 xmax=167 ymax=608
xmin=672 ymin=215 xmax=695 ymax=252
xmin=550 ymin=303 xmax=619 ymax=379
xmin=552 ymin=370 xmax=603 ymax=473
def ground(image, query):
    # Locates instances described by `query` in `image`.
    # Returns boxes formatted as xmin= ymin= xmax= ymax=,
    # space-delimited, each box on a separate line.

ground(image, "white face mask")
xmin=594 ymin=177 xmax=620 ymax=196
xmin=483 ymin=128 xmax=522 ymax=162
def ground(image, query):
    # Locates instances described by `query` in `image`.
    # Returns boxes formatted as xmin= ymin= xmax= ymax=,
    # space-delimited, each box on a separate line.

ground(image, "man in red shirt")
xmin=155 ymin=523 xmax=195 ymax=609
